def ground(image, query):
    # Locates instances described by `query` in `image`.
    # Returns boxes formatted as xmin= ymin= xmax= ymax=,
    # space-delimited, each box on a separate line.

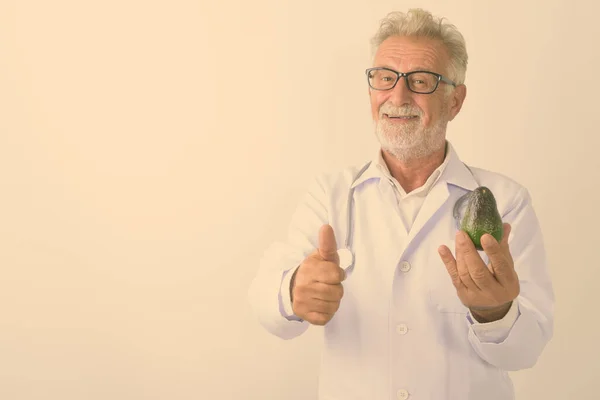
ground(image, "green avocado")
xmin=453 ymin=186 xmax=503 ymax=251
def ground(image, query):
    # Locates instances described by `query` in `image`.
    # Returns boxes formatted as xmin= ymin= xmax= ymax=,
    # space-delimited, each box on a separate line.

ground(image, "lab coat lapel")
xmin=404 ymin=142 xmax=478 ymax=244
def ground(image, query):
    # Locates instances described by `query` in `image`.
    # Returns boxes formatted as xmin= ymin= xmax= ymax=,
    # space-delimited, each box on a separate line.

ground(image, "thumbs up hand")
xmin=291 ymin=224 xmax=347 ymax=326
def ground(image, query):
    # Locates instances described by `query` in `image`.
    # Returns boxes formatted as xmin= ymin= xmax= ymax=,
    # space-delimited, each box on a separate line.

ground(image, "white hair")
xmin=370 ymin=8 xmax=468 ymax=85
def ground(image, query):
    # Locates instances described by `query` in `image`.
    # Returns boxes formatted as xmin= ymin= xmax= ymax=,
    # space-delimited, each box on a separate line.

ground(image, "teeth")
xmin=383 ymin=114 xmax=418 ymax=119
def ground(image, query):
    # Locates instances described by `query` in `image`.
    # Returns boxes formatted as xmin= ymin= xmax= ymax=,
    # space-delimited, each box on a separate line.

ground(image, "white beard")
xmin=374 ymin=103 xmax=448 ymax=162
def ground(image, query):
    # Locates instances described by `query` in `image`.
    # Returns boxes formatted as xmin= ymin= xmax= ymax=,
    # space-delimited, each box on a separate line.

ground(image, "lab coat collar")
xmin=350 ymin=140 xmax=479 ymax=192
xmin=441 ymin=142 xmax=480 ymax=191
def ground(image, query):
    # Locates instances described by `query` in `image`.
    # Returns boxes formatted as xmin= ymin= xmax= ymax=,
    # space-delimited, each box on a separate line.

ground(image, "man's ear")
xmin=448 ymin=84 xmax=467 ymax=121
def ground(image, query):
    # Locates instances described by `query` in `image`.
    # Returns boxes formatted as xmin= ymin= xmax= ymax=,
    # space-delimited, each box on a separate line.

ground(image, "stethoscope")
xmin=336 ymin=160 xmax=373 ymax=274
xmin=336 ymin=160 xmax=478 ymax=275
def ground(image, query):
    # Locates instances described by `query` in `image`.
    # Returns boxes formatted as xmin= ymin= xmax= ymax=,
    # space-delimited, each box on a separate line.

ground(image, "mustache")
xmin=379 ymin=103 xmax=422 ymax=117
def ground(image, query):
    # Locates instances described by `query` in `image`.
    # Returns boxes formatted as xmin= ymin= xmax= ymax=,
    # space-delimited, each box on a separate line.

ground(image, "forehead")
xmin=373 ymin=35 xmax=450 ymax=73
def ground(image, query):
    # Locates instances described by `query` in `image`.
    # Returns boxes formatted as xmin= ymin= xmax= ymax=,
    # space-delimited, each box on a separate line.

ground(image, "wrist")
xmin=469 ymin=301 xmax=512 ymax=323
xmin=289 ymin=266 xmax=300 ymax=304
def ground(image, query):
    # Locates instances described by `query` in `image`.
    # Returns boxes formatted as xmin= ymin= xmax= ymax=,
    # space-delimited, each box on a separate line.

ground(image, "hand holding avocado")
xmin=437 ymin=187 xmax=520 ymax=322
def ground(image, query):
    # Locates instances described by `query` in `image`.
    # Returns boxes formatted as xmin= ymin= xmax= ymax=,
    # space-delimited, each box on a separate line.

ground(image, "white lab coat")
xmin=248 ymin=142 xmax=555 ymax=400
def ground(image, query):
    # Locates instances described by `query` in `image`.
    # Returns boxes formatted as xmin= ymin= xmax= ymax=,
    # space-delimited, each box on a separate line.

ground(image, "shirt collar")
xmin=350 ymin=141 xmax=479 ymax=193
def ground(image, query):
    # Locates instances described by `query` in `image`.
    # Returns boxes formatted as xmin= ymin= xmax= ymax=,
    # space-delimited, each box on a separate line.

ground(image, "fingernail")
xmin=457 ymin=231 xmax=466 ymax=244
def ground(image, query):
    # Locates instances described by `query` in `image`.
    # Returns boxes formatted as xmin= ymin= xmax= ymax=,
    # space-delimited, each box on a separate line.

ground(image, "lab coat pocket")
xmin=429 ymin=280 xmax=469 ymax=314
xmin=428 ymin=264 xmax=471 ymax=355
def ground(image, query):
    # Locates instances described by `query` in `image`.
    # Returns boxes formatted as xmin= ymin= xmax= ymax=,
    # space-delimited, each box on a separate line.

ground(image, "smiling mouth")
xmin=383 ymin=114 xmax=418 ymax=120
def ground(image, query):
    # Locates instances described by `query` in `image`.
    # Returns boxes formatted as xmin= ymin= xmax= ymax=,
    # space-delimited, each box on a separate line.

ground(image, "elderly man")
xmin=248 ymin=8 xmax=554 ymax=400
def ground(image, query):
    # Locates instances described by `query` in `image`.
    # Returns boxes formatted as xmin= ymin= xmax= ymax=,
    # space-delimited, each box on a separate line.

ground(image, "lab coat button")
xmin=399 ymin=261 xmax=411 ymax=272
xmin=396 ymin=324 xmax=408 ymax=335
xmin=397 ymin=389 xmax=409 ymax=399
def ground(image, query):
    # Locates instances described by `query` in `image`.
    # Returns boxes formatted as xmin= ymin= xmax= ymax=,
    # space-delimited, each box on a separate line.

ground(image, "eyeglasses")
xmin=365 ymin=67 xmax=457 ymax=94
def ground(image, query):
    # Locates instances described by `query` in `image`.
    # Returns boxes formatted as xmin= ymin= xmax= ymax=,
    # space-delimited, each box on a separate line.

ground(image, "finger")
xmin=305 ymin=311 xmax=333 ymax=326
xmin=308 ymin=297 xmax=341 ymax=314
xmin=454 ymin=232 xmax=479 ymax=290
xmin=457 ymin=230 xmax=494 ymax=290
xmin=318 ymin=224 xmax=339 ymax=264
xmin=501 ymin=223 xmax=511 ymax=245
xmin=499 ymin=223 xmax=513 ymax=262
xmin=315 ymin=265 xmax=346 ymax=284
xmin=308 ymin=282 xmax=344 ymax=302
xmin=437 ymin=245 xmax=465 ymax=290
xmin=481 ymin=229 xmax=515 ymax=287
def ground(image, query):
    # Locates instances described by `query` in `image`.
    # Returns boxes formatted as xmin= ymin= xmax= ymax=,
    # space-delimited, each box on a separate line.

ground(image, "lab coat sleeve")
xmin=466 ymin=186 xmax=555 ymax=371
xmin=247 ymin=173 xmax=330 ymax=340
xmin=466 ymin=296 xmax=519 ymax=343
xmin=280 ymin=264 xmax=302 ymax=319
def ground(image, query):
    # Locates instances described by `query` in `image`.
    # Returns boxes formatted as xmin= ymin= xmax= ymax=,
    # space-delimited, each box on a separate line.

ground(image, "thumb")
xmin=318 ymin=224 xmax=339 ymax=263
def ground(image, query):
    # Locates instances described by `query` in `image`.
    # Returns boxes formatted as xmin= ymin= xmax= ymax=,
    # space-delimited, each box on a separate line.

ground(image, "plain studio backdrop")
xmin=0 ymin=0 xmax=598 ymax=399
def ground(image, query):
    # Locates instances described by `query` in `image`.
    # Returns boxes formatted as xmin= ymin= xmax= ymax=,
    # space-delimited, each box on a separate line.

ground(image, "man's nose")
xmin=389 ymin=77 xmax=413 ymax=106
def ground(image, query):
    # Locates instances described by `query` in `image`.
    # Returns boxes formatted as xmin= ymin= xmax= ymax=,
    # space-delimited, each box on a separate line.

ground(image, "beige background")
xmin=0 ymin=0 xmax=598 ymax=399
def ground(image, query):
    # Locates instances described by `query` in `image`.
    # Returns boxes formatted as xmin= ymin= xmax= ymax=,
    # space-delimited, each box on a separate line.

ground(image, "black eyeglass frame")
xmin=365 ymin=67 xmax=457 ymax=94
